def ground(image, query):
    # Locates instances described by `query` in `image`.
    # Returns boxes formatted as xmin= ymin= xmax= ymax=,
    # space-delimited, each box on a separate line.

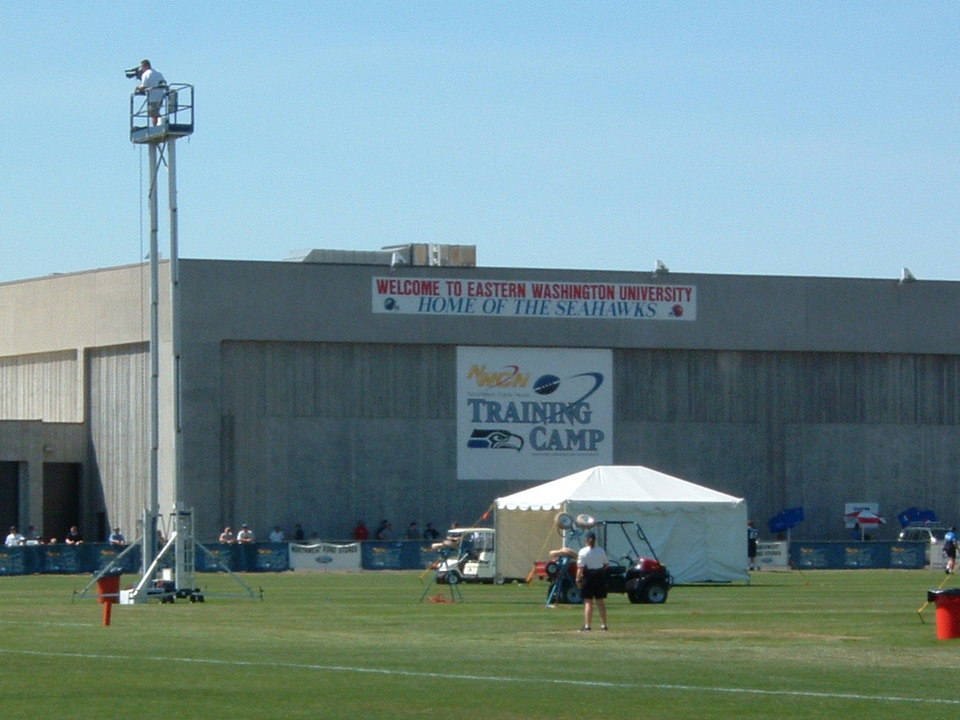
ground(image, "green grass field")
xmin=0 ymin=568 xmax=957 ymax=719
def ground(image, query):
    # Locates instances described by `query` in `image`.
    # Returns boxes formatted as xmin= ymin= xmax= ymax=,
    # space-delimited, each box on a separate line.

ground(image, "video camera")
xmin=124 ymin=66 xmax=143 ymax=80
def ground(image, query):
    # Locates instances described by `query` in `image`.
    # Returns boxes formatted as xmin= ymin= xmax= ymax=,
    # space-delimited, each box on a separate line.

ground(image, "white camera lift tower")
xmin=128 ymin=82 xmax=199 ymax=602
xmin=81 ymin=84 xmax=255 ymax=604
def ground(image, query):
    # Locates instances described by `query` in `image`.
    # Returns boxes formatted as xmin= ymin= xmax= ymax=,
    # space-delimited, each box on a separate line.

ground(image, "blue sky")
xmin=1 ymin=2 xmax=957 ymax=283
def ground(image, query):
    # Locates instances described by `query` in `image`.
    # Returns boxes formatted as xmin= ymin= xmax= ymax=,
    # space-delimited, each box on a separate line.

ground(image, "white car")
xmin=898 ymin=524 xmax=950 ymax=568
xmin=898 ymin=524 xmax=947 ymax=544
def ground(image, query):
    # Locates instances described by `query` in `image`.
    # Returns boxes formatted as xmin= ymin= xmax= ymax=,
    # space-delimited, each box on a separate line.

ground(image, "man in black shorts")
xmin=576 ymin=531 xmax=610 ymax=631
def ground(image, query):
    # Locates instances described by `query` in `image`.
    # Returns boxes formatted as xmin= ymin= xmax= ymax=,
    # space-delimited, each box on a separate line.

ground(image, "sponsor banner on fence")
xmin=253 ymin=543 xmax=290 ymax=571
xmin=457 ymin=346 xmax=613 ymax=480
xmin=755 ymin=541 xmax=789 ymax=570
xmin=198 ymin=544 xmax=234 ymax=572
xmin=95 ymin=546 xmax=141 ymax=573
xmin=41 ymin=545 xmax=82 ymax=573
xmin=290 ymin=542 xmax=362 ymax=571
xmin=0 ymin=549 xmax=26 ymax=575
xmin=790 ymin=542 xmax=926 ymax=570
xmin=372 ymin=277 xmax=697 ymax=321
xmin=890 ymin=542 xmax=928 ymax=569
xmin=929 ymin=541 xmax=946 ymax=570
xmin=196 ymin=543 xmax=291 ymax=572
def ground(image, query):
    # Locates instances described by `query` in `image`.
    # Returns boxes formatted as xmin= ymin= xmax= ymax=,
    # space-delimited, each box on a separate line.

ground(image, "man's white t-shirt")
xmin=141 ymin=68 xmax=166 ymax=103
xmin=577 ymin=544 xmax=609 ymax=570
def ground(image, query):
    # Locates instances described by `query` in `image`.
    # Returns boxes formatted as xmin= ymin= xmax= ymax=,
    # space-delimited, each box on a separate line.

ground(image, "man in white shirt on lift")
xmin=135 ymin=59 xmax=167 ymax=126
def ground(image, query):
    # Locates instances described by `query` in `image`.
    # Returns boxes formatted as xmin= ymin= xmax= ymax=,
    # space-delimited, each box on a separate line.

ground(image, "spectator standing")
xmin=405 ymin=521 xmax=420 ymax=540
xmin=236 ymin=524 xmax=255 ymax=543
xmin=5 ymin=527 xmax=24 ymax=547
xmin=293 ymin=523 xmax=305 ymax=542
xmin=219 ymin=526 xmax=236 ymax=544
xmin=423 ymin=522 xmax=440 ymax=541
xmin=747 ymin=521 xmax=760 ymax=570
xmin=268 ymin=525 xmax=285 ymax=542
xmin=374 ymin=519 xmax=392 ymax=540
xmin=108 ymin=527 xmax=126 ymax=546
xmin=353 ymin=521 xmax=370 ymax=541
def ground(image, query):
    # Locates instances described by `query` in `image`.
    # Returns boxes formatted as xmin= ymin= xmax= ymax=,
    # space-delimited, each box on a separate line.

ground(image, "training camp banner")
xmin=457 ymin=346 xmax=613 ymax=480
xmin=372 ymin=276 xmax=696 ymax=320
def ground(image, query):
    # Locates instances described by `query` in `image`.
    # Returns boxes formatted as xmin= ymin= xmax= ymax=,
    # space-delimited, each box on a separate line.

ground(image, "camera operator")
xmin=134 ymin=59 xmax=166 ymax=126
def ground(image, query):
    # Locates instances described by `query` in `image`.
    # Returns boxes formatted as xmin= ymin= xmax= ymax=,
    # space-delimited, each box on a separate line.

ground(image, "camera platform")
xmin=131 ymin=122 xmax=194 ymax=144
xmin=130 ymin=83 xmax=194 ymax=144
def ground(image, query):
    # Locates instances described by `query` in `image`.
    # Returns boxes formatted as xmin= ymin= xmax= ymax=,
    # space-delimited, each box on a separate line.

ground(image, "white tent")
xmin=494 ymin=465 xmax=749 ymax=584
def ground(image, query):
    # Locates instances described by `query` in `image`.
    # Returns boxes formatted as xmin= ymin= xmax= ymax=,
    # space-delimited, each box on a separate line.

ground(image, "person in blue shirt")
xmin=747 ymin=521 xmax=760 ymax=570
xmin=944 ymin=527 xmax=957 ymax=574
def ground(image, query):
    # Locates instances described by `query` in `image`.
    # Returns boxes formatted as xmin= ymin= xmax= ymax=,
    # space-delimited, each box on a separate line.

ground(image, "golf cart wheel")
xmin=494 ymin=574 xmax=505 ymax=585
xmin=446 ymin=571 xmax=461 ymax=585
xmin=548 ymin=583 xmax=580 ymax=604
xmin=545 ymin=561 xmax=560 ymax=578
xmin=639 ymin=580 xmax=668 ymax=604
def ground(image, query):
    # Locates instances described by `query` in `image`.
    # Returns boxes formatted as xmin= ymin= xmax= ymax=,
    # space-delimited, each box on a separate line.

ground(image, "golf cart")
xmin=544 ymin=517 xmax=671 ymax=605
xmin=434 ymin=527 xmax=499 ymax=584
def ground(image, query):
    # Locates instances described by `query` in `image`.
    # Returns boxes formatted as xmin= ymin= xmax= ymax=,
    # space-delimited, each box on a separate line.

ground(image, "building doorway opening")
xmin=0 ymin=462 xmax=19 ymax=531
xmin=43 ymin=463 xmax=82 ymax=541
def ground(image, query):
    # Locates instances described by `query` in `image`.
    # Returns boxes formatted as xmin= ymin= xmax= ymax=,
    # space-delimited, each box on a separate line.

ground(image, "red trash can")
xmin=96 ymin=574 xmax=121 ymax=604
xmin=95 ymin=572 xmax=122 ymax=626
xmin=928 ymin=589 xmax=960 ymax=639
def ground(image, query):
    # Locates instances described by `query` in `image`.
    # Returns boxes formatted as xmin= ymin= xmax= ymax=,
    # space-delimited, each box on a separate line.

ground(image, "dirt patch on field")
xmin=652 ymin=628 xmax=868 ymax=641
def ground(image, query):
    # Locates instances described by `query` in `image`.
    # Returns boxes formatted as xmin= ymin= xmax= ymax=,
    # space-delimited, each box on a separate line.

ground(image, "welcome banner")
xmin=373 ymin=276 xmax=696 ymax=320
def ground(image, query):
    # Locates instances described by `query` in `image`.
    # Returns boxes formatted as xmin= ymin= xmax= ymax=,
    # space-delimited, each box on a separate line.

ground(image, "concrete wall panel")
xmin=0 ymin=350 xmax=80 ymax=422
xmin=86 ymin=344 xmax=149 ymax=539
xmin=785 ymin=424 xmax=960 ymax=538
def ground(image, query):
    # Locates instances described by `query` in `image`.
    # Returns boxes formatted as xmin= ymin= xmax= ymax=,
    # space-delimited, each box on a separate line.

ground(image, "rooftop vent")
xmin=286 ymin=244 xmax=476 ymax=268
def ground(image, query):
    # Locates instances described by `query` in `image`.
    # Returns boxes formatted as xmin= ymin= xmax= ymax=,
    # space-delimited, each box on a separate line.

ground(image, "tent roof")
xmin=496 ymin=465 xmax=742 ymax=510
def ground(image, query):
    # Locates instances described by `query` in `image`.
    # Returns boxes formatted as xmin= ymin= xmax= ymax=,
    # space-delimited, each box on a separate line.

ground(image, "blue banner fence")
xmin=0 ymin=540 xmax=929 ymax=576
xmin=0 ymin=540 xmax=443 ymax=576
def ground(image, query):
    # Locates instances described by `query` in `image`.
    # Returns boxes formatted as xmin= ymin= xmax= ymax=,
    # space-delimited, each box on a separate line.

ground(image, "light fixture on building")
xmin=899 ymin=267 xmax=916 ymax=285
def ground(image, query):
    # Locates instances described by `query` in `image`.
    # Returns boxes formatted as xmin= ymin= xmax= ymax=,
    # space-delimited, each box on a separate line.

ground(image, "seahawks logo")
xmin=467 ymin=429 xmax=524 ymax=451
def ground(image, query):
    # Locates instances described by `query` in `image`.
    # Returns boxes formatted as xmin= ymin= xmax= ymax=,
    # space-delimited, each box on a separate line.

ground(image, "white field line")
xmin=0 ymin=647 xmax=957 ymax=706
xmin=0 ymin=619 xmax=90 ymax=628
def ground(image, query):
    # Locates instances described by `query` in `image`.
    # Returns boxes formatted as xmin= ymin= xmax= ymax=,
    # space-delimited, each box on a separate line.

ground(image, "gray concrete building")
xmin=1 ymin=246 xmax=958 ymax=543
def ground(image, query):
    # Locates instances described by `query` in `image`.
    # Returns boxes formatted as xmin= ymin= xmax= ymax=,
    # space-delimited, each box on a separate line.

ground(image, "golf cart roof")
xmin=447 ymin=527 xmax=494 ymax=534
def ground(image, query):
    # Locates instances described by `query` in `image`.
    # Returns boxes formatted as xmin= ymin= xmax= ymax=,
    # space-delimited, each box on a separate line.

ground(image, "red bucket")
xmin=96 ymin=574 xmax=121 ymax=604
xmin=929 ymin=589 xmax=960 ymax=639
